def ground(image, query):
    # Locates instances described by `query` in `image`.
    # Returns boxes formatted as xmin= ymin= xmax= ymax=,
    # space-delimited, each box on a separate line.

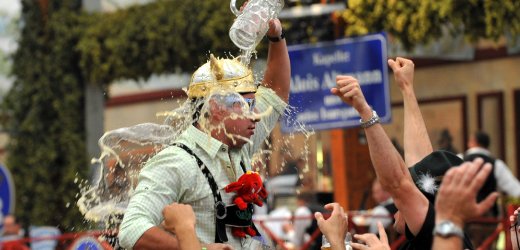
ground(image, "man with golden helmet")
xmin=119 ymin=18 xmax=290 ymax=250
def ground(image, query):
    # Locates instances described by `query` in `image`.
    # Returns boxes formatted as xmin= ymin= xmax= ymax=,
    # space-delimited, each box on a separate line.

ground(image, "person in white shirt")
xmin=459 ymin=131 xmax=520 ymax=204
xmin=459 ymin=131 xmax=520 ymax=247
xmin=263 ymin=206 xmax=294 ymax=244
xmin=293 ymin=192 xmax=326 ymax=249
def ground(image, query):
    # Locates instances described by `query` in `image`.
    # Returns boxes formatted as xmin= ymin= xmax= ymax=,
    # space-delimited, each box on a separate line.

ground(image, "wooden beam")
xmin=330 ymin=129 xmax=349 ymax=209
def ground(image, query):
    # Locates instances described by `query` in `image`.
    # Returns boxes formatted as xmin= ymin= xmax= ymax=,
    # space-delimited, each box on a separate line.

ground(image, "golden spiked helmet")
xmin=187 ymin=54 xmax=257 ymax=98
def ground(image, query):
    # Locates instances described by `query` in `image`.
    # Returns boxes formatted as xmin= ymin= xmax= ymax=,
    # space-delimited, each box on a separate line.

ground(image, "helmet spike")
xmin=210 ymin=54 xmax=224 ymax=81
xmin=188 ymin=54 xmax=256 ymax=98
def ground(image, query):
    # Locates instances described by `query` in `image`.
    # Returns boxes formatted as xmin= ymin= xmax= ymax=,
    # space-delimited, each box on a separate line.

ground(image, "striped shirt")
xmin=119 ymin=86 xmax=287 ymax=249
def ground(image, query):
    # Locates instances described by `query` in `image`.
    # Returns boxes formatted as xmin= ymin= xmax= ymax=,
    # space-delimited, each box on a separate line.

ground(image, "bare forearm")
xmin=176 ymin=227 xmax=201 ymax=250
xmin=402 ymin=89 xmax=432 ymax=166
xmin=360 ymin=106 xmax=429 ymax=235
xmin=361 ymin=109 xmax=409 ymax=191
xmin=330 ymin=241 xmax=347 ymax=250
xmin=134 ymin=227 xmax=179 ymax=250
xmin=262 ymin=40 xmax=290 ymax=102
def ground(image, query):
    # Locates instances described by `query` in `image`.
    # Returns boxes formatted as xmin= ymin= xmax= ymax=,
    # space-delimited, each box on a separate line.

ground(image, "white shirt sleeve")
xmin=246 ymin=86 xmax=287 ymax=156
xmin=494 ymin=159 xmax=520 ymax=197
xmin=367 ymin=206 xmax=392 ymax=234
xmin=118 ymin=148 xmax=187 ymax=249
xmin=293 ymin=206 xmax=312 ymax=247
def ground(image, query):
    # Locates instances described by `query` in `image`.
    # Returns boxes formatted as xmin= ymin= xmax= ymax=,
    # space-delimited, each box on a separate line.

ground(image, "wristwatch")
xmin=359 ymin=110 xmax=380 ymax=128
xmin=433 ymin=220 xmax=464 ymax=238
xmin=267 ymin=30 xmax=285 ymax=42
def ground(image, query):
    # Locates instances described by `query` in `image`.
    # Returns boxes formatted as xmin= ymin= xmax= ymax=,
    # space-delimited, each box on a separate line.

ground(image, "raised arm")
xmin=262 ymin=19 xmax=290 ymax=102
xmin=331 ymin=75 xmax=429 ymax=234
xmin=388 ymin=58 xmax=432 ymax=166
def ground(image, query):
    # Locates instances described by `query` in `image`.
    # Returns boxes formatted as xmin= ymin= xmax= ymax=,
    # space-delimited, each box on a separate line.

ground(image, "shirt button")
xmin=221 ymin=147 xmax=227 ymax=152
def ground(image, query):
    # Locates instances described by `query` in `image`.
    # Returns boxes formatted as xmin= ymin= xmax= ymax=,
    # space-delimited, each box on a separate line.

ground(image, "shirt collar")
xmin=185 ymin=125 xmax=225 ymax=158
xmin=465 ymin=147 xmax=491 ymax=156
xmin=381 ymin=198 xmax=394 ymax=205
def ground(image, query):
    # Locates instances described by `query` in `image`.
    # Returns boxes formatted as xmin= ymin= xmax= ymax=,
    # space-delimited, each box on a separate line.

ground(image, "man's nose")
xmin=250 ymin=108 xmax=260 ymax=122
xmin=250 ymin=115 xmax=260 ymax=123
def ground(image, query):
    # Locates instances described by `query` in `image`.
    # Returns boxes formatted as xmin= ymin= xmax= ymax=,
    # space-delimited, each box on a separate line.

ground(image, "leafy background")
xmin=2 ymin=0 xmax=519 ymax=230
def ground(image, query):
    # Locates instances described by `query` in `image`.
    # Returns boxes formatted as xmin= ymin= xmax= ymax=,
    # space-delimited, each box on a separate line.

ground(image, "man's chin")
xmin=230 ymin=139 xmax=247 ymax=148
xmin=226 ymin=132 xmax=253 ymax=149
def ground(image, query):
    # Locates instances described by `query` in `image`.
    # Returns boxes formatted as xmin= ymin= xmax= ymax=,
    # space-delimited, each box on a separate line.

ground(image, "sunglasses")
xmin=224 ymin=95 xmax=256 ymax=112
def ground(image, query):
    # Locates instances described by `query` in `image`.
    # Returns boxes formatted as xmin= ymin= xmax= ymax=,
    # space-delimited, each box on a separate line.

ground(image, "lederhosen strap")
xmin=173 ymin=143 xmax=226 ymax=242
xmin=173 ymin=143 xmax=258 ymax=243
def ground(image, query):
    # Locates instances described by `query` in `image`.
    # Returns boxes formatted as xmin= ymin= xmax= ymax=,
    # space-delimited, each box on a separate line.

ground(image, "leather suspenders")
xmin=172 ymin=143 xmax=251 ymax=243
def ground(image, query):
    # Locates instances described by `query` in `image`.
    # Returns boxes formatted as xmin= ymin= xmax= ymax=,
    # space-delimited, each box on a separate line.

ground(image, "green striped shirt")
xmin=119 ymin=86 xmax=287 ymax=249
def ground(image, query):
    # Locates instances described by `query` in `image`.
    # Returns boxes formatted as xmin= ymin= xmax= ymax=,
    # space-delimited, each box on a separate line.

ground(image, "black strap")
xmin=173 ymin=143 xmax=227 ymax=243
xmin=173 ymin=143 xmax=253 ymax=243
xmin=267 ymin=30 xmax=285 ymax=42
xmin=173 ymin=144 xmax=247 ymax=202
xmin=173 ymin=143 xmax=222 ymax=203
xmin=239 ymin=161 xmax=247 ymax=174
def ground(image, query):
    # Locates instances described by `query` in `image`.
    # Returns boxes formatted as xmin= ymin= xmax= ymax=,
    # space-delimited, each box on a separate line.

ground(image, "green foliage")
xmin=2 ymin=0 xmax=89 ymax=230
xmin=341 ymin=0 xmax=520 ymax=50
xmin=2 ymin=0 xmax=241 ymax=230
xmin=77 ymin=0 xmax=238 ymax=86
xmin=0 ymin=15 xmax=19 ymax=76
xmin=3 ymin=0 xmax=519 ymax=233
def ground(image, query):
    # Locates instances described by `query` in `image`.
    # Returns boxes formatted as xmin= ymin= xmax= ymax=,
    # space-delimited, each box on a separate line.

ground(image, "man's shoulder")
xmin=294 ymin=206 xmax=312 ymax=215
xmin=463 ymin=149 xmax=498 ymax=166
xmin=464 ymin=148 xmax=494 ymax=159
xmin=143 ymin=142 xmax=199 ymax=170
xmin=155 ymin=143 xmax=193 ymax=157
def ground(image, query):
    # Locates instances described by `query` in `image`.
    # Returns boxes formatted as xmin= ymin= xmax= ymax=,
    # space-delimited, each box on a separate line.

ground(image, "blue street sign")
xmin=0 ymin=163 xmax=15 ymax=233
xmin=282 ymin=33 xmax=391 ymax=132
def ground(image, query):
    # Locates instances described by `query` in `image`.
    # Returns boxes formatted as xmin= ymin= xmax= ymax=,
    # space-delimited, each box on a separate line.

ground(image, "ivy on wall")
xmin=2 ymin=0 xmax=244 ymax=230
xmin=77 ymin=0 xmax=240 ymax=86
xmin=3 ymin=0 xmax=88 ymax=229
xmin=341 ymin=0 xmax=520 ymax=49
